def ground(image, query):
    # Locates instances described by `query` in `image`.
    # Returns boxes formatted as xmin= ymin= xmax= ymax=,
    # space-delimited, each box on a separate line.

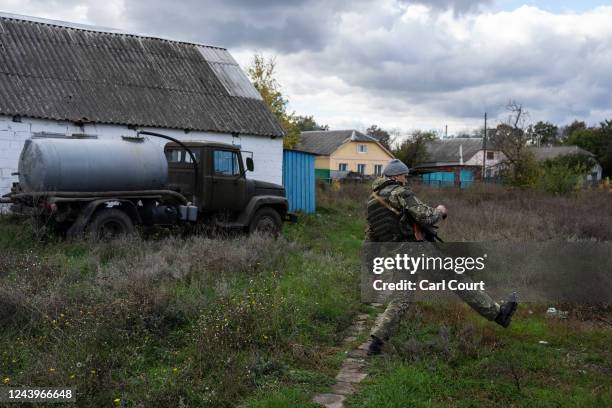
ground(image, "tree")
xmin=493 ymin=101 xmax=539 ymax=187
xmin=366 ymin=125 xmax=395 ymax=151
xmin=562 ymin=120 xmax=587 ymax=139
xmin=528 ymin=121 xmax=559 ymax=146
xmin=247 ymin=54 xmax=300 ymax=148
xmin=564 ymin=120 xmax=612 ymax=177
xmin=293 ymin=115 xmax=329 ymax=132
xmin=393 ymin=130 xmax=437 ymax=168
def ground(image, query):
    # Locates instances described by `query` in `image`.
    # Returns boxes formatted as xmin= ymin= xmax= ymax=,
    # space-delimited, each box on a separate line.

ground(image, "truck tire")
xmin=249 ymin=207 xmax=282 ymax=236
xmin=87 ymin=209 xmax=135 ymax=239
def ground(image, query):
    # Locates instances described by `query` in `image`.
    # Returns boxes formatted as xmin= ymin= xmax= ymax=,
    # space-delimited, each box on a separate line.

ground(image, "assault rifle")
xmin=407 ymin=213 xmax=444 ymax=243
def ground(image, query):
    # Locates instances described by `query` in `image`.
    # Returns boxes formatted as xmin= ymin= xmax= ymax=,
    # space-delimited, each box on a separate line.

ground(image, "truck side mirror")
xmin=246 ymin=157 xmax=254 ymax=172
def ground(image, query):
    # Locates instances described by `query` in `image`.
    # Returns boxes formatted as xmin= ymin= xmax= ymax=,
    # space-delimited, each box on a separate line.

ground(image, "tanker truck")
xmin=0 ymin=133 xmax=294 ymax=238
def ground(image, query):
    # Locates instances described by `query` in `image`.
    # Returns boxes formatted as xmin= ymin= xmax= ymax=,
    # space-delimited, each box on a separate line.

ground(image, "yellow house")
xmin=297 ymin=130 xmax=395 ymax=180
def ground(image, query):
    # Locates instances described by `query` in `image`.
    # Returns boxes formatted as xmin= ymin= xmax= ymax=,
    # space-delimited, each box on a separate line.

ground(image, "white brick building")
xmin=0 ymin=14 xmax=284 ymax=200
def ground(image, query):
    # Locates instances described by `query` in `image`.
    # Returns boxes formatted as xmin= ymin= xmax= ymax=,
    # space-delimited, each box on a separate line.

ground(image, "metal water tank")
xmin=18 ymin=137 xmax=168 ymax=192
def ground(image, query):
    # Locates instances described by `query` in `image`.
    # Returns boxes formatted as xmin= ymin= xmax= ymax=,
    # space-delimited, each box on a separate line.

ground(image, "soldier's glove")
xmin=494 ymin=292 xmax=518 ymax=328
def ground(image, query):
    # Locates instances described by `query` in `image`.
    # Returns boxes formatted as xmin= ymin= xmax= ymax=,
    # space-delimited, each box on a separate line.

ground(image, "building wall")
xmin=587 ymin=164 xmax=603 ymax=181
xmin=315 ymin=155 xmax=330 ymax=170
xmin=465 ymin=150 xmax=505 ymax=177
xmin=328 ymin=141 xmax=393 ymax=175
xmin=0 ymin=115 xmax=283 ymax=198
xmin=417 ymin=165 xmax=482 ymax=186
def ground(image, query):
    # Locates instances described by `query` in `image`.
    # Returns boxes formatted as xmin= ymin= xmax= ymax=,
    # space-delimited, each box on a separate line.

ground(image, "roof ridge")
xmin=0 ymin=12 xmax=227 ymax=51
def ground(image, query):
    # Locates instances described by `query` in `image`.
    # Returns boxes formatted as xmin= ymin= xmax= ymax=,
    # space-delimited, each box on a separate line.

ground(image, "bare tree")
xmin=493 ymin=101 xmax=539 ymax=187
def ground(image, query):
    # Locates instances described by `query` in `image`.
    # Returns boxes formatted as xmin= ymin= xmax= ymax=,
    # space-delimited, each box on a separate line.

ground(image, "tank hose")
xmin=137 ymin=131 xmax=199 ymax=204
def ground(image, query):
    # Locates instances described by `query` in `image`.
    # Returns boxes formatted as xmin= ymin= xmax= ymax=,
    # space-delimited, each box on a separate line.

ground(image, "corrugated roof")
xmin=297 ymin=130 xmax=378 ymax=155
xmin=416 ymin=138 xmax=485 ymax=167
xmin=0 ymin=14 xmax=284 ymax=137
xmin=531 ymin=145 xmax=595 ymax=161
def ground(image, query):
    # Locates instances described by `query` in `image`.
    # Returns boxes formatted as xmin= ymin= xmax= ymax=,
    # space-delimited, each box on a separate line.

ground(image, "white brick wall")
xmin=0 ymin=116 xmax=283 ymax=199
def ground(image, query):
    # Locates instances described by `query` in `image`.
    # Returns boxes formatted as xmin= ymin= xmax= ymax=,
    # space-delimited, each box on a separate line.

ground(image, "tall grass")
xmin=0 ymin=216 xmax=362 ymax=407
xmin=0 ymin=182 xmax=609 ymax=406
xmin=316 ymin=180 xmax=612 ymax=241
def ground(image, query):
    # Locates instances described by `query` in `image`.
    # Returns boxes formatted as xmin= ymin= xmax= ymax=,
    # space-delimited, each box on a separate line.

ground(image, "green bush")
xmin=537 ymin=153 xmax=593 ymax=195
xmin=499 ymin=151 xmax=541 ymax=189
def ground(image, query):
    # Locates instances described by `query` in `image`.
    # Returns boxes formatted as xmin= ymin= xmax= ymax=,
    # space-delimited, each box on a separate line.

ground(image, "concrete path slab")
xmin=312 ymin=311 xmax=380 ymax=407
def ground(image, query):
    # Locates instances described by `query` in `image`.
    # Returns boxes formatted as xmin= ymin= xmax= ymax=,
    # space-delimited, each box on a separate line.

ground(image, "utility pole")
xmin=482 ymin=113 xmax=487 ymax=180
xmin=445 ymin=124 xmax=448 ymax=138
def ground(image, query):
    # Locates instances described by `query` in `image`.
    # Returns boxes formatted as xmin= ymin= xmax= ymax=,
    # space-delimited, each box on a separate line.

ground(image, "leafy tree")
xmin=562 ymin=120 xmax=587 ymax=139
xmin=393 ymin=130 xmax=436 ymax=168
xmin=537 ymin=153 xmax=594 ymax=194
xmin=564 ymin=121 xmax=612 ymax=177
xmin=247 ymin=54 xmax=300 ymax=148
xmin=366 ymin=125 xmax=395 ymax=151
xmin=293 ymin=115 xmax=329 ymax=132
xmin=528 ymin=121 xmax=559 ymax=146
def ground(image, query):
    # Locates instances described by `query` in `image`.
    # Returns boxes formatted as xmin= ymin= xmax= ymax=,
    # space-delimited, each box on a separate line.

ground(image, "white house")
xmin=0 ymin=13 xmax=285 ymax=200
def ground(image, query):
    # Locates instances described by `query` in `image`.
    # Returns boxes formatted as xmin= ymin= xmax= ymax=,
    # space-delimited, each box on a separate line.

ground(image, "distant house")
xmin=0 ymin=13 xmax=285 ymax=199
xmin=297 ymin=130 xmax=395 ymax=180
xmin=413 ymin=138 xmax=503 ymax=187
xmin=531 ymin=146 xmax=602 ymax=183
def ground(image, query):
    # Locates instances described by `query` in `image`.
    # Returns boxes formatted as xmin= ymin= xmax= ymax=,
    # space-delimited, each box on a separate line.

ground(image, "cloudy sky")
xmin=1 ymin=0 xmax=611 ymax=135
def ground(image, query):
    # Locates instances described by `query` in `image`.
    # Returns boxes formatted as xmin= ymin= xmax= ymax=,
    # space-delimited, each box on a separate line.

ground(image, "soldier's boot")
xmin=494 ymin=292 xmax=518 ymax=328
xmin=367 ymin=335 xmax=384 ymax=355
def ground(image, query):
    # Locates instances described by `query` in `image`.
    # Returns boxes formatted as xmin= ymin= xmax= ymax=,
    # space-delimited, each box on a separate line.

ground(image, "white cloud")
xmin=269 ymin=3 xmax=612 ymax=132
xmin=1 ymin=0 xmax=611 ymax=134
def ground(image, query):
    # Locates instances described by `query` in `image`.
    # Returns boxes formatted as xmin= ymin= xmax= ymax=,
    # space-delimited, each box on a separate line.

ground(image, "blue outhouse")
xmin=283 ymin=149 xmax=316 ymax=213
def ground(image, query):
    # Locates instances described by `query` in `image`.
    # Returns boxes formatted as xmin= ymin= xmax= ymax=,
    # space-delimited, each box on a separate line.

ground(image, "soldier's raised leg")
xmin=433 ymin=263 xmax=517 ymax=327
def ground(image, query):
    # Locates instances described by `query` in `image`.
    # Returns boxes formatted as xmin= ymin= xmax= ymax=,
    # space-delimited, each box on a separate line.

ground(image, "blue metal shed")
xmin=283 ymin=149 xmax=316 ymax=214
xmin=422 ymin=171 xmax=455 ymax=187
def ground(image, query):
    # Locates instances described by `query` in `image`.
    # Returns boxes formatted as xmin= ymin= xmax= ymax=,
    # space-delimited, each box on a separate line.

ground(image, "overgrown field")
xmin=1 ymin=183 xmax=611 ymax=407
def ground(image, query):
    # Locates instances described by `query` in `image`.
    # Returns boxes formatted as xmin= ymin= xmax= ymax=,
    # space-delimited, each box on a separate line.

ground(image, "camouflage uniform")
xmin=366 ymin=177 xmax=501 ymax=341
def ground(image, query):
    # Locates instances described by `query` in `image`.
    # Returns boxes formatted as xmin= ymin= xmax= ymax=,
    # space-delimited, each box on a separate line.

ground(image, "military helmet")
xmin=383 ymin=159 xmax=410 ymax=177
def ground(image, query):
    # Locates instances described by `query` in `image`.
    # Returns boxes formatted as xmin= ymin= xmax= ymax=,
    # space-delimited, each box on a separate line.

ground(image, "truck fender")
xmin=66 ymin=199 xmax=141 ymax=239
xmin=235 ymin=196 xmax=288 ymax=226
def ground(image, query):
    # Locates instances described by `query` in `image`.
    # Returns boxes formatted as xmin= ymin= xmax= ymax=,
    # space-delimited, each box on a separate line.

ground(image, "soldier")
xmin=366 ymin=159 xmax=517 ymax=355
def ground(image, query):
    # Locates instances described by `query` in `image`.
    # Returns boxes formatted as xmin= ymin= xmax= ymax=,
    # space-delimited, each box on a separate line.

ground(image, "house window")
xmin=486 ymin=151 xmax=495 ymax=160
xmin=357 ymin=144 xmax=368 ymax=153
xmin=338 ymin=163 xmax=348 ymax=171
xmin=213 ymin=150 xmax=240 ymax=176
xmin=374 ymin=164 xmax=383 ymax=176
xmin=357 ymin=164 xmax=366 ymax=174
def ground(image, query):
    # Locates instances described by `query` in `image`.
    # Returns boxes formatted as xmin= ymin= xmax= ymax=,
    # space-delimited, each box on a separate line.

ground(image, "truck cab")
xmin=164 ymin=141 xmax=289 ymax=233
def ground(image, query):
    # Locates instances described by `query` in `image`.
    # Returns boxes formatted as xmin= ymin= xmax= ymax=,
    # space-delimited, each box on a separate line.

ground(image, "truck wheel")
xmin=249 ymin=207 xmax=282 ymax=236
xmin=87 ymin=209 xmax=135 ymax=239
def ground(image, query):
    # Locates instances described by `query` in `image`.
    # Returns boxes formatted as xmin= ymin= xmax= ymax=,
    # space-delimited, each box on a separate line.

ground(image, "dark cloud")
xmin=122 ymin=0 xmax=358 ymax=52
xmin=403 ymin=0 xmax=493 ymax=13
